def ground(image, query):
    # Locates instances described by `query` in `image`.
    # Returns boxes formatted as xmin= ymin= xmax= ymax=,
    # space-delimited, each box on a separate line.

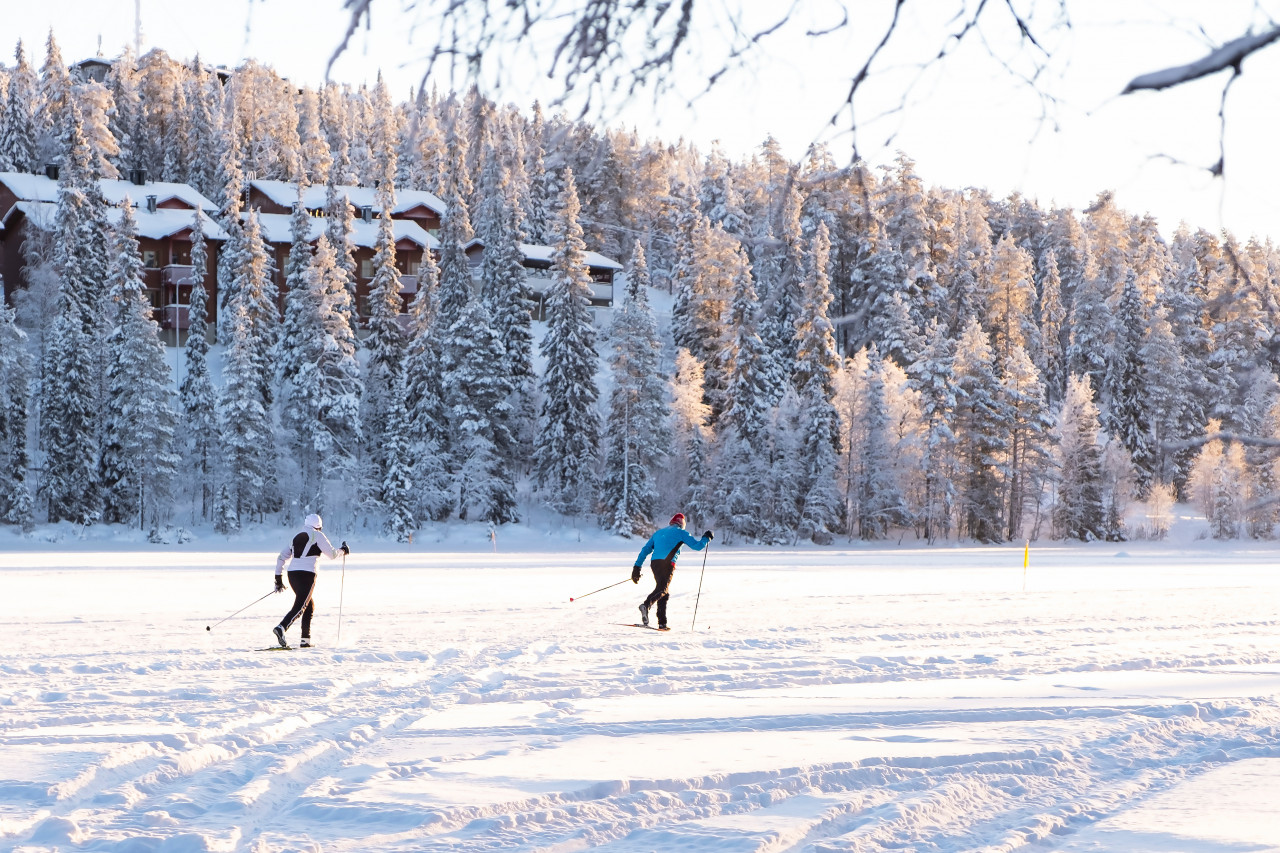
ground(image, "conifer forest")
xmin=0 ymin=34 xmax=1276 ymax=545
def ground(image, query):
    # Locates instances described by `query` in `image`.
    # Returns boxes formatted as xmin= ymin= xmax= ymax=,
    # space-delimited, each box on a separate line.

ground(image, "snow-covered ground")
xmin=3 ymin=535 xmax=1280 ymax=852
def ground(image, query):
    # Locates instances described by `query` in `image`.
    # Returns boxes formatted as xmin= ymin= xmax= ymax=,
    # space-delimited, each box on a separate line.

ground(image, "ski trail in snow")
xmin=2 ymin=552 xmax=1280 ymax=851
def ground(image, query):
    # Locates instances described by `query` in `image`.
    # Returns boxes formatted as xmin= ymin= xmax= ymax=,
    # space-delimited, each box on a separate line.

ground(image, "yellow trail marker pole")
xmin=1022 ymin=540 xmax=1029 ymax=592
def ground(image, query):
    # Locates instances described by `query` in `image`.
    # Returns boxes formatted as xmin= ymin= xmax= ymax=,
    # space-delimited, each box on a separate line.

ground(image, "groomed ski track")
xmin=2 ymin=543 xmax=1280 ymax=852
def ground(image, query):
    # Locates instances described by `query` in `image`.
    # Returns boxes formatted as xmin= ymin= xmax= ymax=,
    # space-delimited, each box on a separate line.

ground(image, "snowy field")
xmin=3 ymin=534 xmax=1280 ymax=852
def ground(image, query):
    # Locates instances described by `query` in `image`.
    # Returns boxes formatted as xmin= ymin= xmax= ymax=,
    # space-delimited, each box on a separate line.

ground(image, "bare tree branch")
xmin=1122 ymin=24 xmax=1280 ymax=93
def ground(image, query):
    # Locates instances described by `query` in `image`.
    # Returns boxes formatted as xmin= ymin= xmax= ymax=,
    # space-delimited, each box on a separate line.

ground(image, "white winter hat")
xmin=304 ymin=513 xmax=323 ymax=530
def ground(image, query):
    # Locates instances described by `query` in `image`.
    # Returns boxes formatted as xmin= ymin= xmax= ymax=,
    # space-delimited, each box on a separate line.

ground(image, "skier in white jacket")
xmin=272 ymin=513 xmax=349 ymax=648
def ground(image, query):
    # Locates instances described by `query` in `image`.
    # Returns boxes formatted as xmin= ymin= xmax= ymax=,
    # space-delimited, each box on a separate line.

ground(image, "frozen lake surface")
xmin=2 ymin=537 xmax=1279 ymax=851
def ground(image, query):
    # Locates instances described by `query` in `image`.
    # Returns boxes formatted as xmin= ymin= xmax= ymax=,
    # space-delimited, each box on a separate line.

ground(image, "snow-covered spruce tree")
xmin=0 ymin=297 xmax=35 ymax=531
xmin=669 ymin=347 xmax=713 ymax=528
xmin=535 ymin=170 xmax=601 ymax=516
xmin=907 ymin=319 xmax=957 ymax=542
xmin=218 ymin=294 xmax=274 ymax=527
xmin=1102 ymin=271 xmax=1153 ymax=493
xmin=1036 ymin=249 xmax=1068 ymax=408
xmin=1000 ymin=343 xmax=1052 ymax=540
xmin=277 ymin=188 xmax=317 ymax=392
xmin=601 ymin=242 xmax=669 ymax=536
xmin=0 ymin=41 xmax=38 ymax=173
xmin=215 ymin=105 xmax=246 ymax=333
xmin=1055 ymin=374 xmax=1106 ymax=541
xmin=179 ymin=212 xmax=218 ymax=521
xmin=1139 ymin=305 xmax=1188 ymax=490
xmin=793 ymin=222 xmax=842 ymax=542
xmin=1188 ymin=423 xmax=1246 ymax=540
xmin=443 ymin=297 xmax=518 ymax=524
xmin=217 ymin=209 xmax=278 ymax=525
xmin=854 ymin=346 xmax=909 ymax=539
xmin=403 ymin=246 xmax=454 ymax=522
xmin=39 ymin=101 xmax=104 ymax=524
xmin=436 ymin=126 xmax=476 ymax=332
xmin=285 ymin=235 xmax=363 ymax=516
xmin=380 ymin=366 xmax=416 ymax=540
xmin=99 ymin=200 xmax=180 ymax=529
xmin=712 ymin=243 xmax=773 ymax=542
xmin=324 ymin=174 xmax=358 ymax=321
xmin=984 ymin=233 xmax=1037 ymax=366
xmin=476 ymin=141 xmax=537 ymax=467
xmin=36 ymin=32 xmax=74 ymax=168
xmin=361 ymin=206 xmax=408 ymax=508
xmin=951 ymin=315 xmax=1008 ymax=542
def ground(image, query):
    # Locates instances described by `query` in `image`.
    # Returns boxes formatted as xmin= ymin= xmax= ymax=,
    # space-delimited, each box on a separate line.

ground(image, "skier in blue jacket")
xmin=632 ymin=513 xmax=713 ymax=630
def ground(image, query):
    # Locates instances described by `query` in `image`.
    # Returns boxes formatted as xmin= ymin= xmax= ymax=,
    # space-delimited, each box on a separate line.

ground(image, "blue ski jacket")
xmin=634 ymin=524 xmax=710 ymax=567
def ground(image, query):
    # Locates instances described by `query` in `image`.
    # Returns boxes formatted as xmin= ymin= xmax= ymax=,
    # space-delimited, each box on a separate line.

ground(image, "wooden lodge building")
xmin=0 ymin=171 xmax=623 ymax=343
xmin=0 ymin=169 xmax=227 ymax=344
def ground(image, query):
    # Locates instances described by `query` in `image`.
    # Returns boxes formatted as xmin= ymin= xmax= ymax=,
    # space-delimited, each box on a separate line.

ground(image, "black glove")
xmin=340 ymin=540 xmax=350 ymax=556
xmin=274 ymin=575 xmax=285 ymax=592
xmin=703 ymin=529 xmax=714 ymax=541
xmin=631 ymin=565 xmax=641 ymax=583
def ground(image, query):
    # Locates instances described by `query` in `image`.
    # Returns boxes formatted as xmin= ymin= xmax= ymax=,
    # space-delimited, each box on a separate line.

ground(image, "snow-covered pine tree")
xmin=907 ymin=318 xmax=957 ymax=542
xmin=179 ymin=212 xmax=218 ymax=521
xmin=436 ymin=147 xmax=476 ymax=332
xmin=0 ymin=296 xmax=35 ymax=531
xmin=443 ymin=297 xmax=518 ymax=524
xmin=277 ymin=188 xmax=316 ymax=391
xmin=297 ymin=87 xmax=333 ymax=186
xmin=601 ymin=242 xmax=669 ymax=535
xmin=323 ymin=175 xmax=358 ymax=322
xmin=476 ymin=142 xmax=536 ymax=421
xmin=1139 ymin=304 xmax=1188 ymax=489
xmin=218 ymin=296 xmax=274 ymax=527
xmin=712 ymin=243 xmax=773 ymax=541
xmin=535 ymin=169 xmax=601 ymax=516
xmin=39 ymin=100 xmax=103 ymax=524
xmin=288 ymin=235 xmax=363 ymax=516
xmin=951 ymin=315 xmax=1008 ymax=542
xmin=1055 ymin=374 xmax=1106 ymax=541
xmin=99 ymin=200 xmax=179 ymax=529
xmin=380 ymin=366 xmax=416 ymax=540
xmin=984 ymin=233 xmax=1037 ymax=366
xmin=237 ymin=209 xmax=280 ymax=408
xmin=36 ymin=31 xmax=74 ymax=168
xmin=1036 ymin=249 xmax=1068 ymax=407
xmin=1000 ymin=343 xmax=1051 ymax=540
xmin=863 ymin=347 xmax=914 ymax=539
xmin=403 ymin=246 xmax=454 ymax=521
xmin=1102 ymin=271 xmax=1153 ymax=493
xmin=793 ymin=223 xmax=842 ymax=542
xmin=670 ymin=347 xmax=713 ymax=529
xmin=0 ymin=41 xmax=38 ymax=173
xmin=362 ymin=205 xmax=408 ymax=505
xmin=185 ymin=60 xmax=223 ymax=199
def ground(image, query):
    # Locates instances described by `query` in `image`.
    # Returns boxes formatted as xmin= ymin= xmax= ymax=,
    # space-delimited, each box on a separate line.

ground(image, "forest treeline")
xmin=0 ymin=34 xmax=1275 ymax=543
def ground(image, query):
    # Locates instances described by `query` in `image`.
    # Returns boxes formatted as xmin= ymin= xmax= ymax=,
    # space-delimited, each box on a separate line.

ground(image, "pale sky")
xmin=8 ymin=0 xmax=1280 ymax=240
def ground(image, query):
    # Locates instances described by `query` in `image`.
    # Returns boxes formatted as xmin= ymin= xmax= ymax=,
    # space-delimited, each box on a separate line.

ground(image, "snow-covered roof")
xmin=0 ymin=171 xmax=218 ymax=212
xmin=465 ymin=238 xmax=623 ymax=271
xmin=2 ymin=200 xmax=229 ymax=241
xmin=252 ymin=213 xmax=438 ymax=251
xmin=249 ymin=179 xmax=446 ymax=218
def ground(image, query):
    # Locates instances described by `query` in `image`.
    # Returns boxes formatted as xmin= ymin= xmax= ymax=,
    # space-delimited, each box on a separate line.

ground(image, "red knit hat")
xmin=669 ymin=513 xmax=686 ymax=528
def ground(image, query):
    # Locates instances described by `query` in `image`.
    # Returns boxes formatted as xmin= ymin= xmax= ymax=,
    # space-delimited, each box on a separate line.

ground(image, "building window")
xmin=142 ymin=250 xmax=160 ymax=269
xmin=360 ymin=258 xmax=375 ymax=279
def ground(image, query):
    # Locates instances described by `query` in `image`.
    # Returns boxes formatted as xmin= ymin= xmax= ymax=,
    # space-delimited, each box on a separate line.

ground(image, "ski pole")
xmin=691 ymin=543 xmax=711 ymax=631
xmin=569 ymin=578 xmax=631 ymax=602
xmin=337 ymin=551 xmax=347 ymax=643
xmin=206 ymin=589 xmax=276 ymax=632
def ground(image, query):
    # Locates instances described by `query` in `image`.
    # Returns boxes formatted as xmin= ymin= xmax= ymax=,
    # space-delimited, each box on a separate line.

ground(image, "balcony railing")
xmin=398 ymin=274 xmax=419 ymax=294
xmin=162 ymin=264 xmax=199 ymax=286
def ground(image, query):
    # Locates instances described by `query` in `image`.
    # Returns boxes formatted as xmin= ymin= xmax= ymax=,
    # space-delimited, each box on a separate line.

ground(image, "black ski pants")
xmin=279 ymin=570 xmax=316 ymax=638
xmin=642 ymin=560 xmax=675 ymax=627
